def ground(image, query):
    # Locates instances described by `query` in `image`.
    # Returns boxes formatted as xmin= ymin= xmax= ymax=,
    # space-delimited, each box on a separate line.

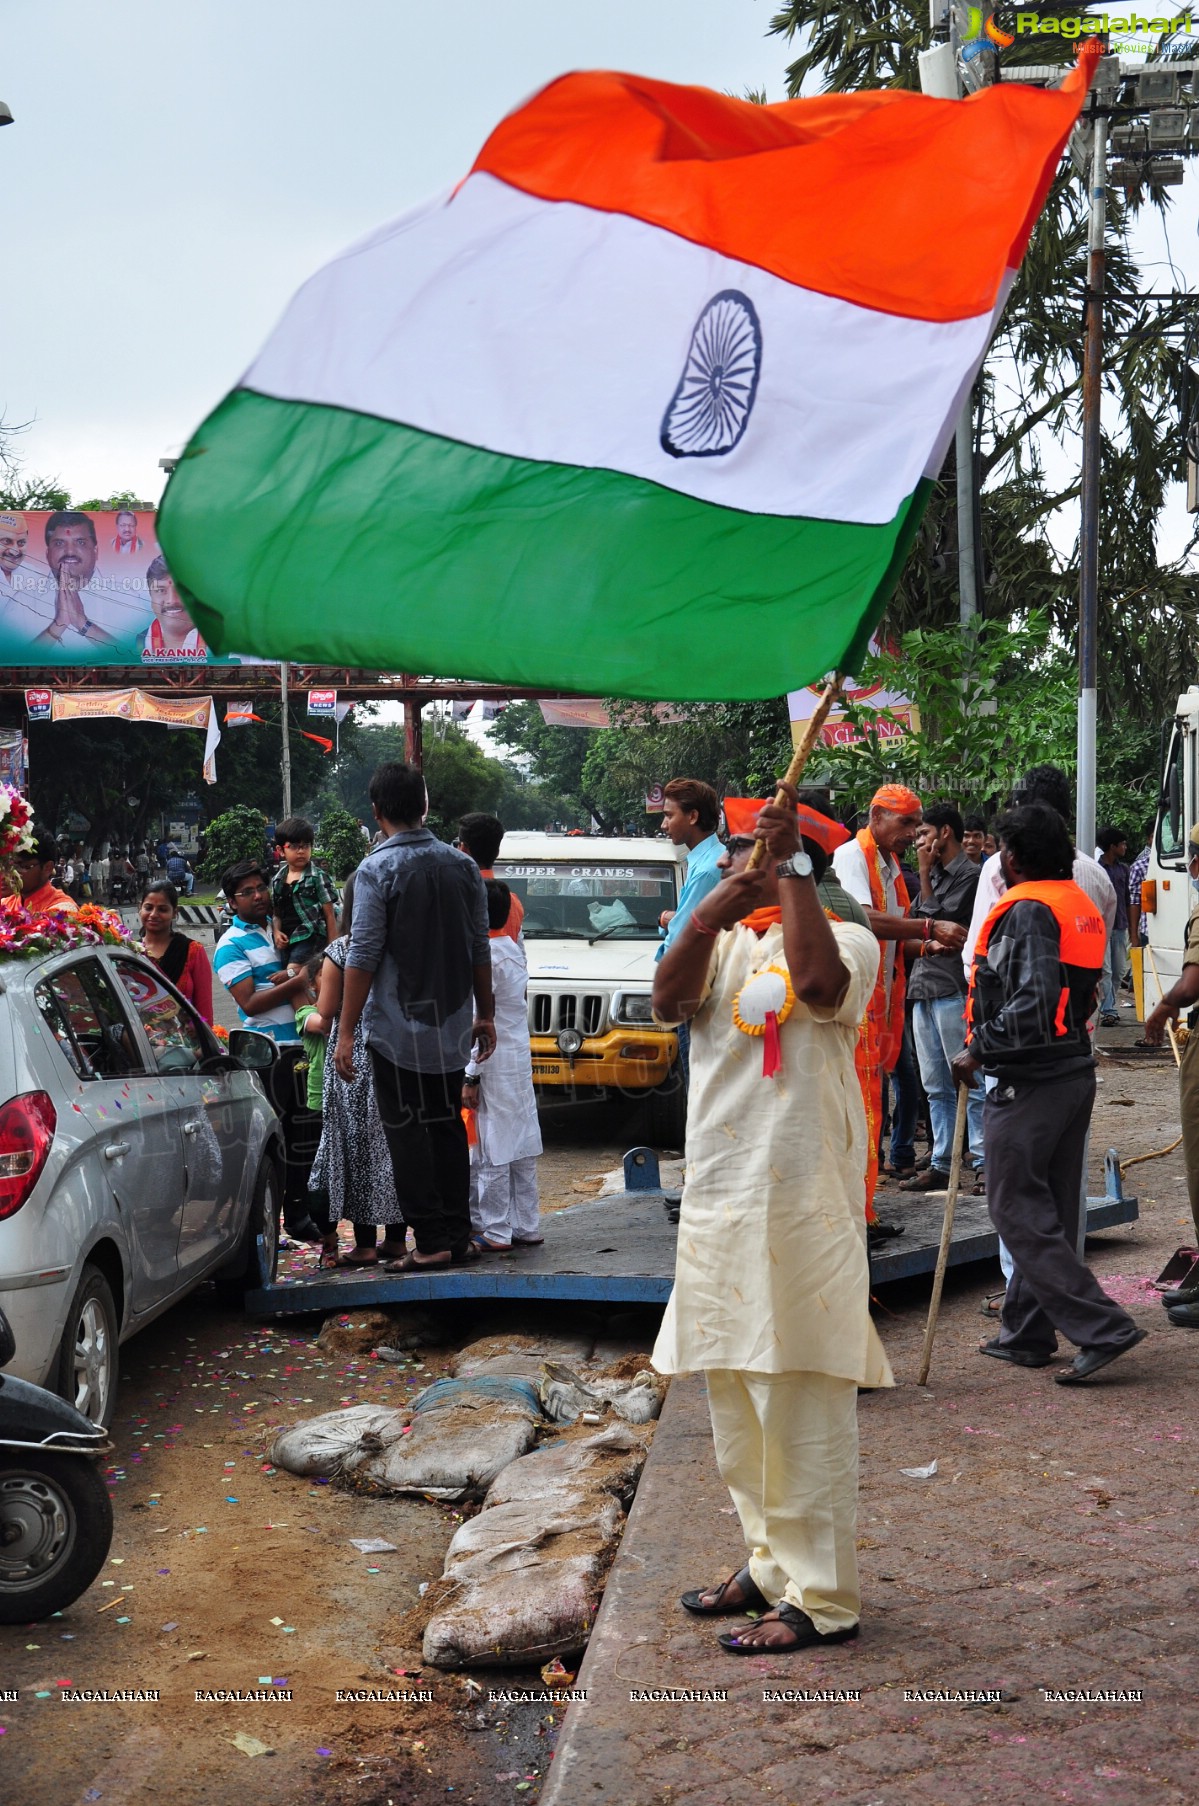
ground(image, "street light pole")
xmin=955 ymin=397 xmax=979 ymax=628
xmin=280 ymin=660 xmax=293 ymax=819
xmin=1076 ymin=115 xmax=1107 ymax=859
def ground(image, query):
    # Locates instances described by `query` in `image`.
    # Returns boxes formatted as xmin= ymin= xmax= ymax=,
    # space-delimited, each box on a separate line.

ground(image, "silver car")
xmin=0 ymin=943 xmax=284 ymax=1426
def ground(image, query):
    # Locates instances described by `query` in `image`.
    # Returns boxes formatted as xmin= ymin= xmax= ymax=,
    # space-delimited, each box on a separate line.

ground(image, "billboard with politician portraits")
xmin=0 ymin=508 xmax=256 ymax=666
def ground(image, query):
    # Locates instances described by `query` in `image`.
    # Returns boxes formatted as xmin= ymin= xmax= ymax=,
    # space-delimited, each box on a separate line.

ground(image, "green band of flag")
xmin=164 ymin=390 xmax=931 ymax=702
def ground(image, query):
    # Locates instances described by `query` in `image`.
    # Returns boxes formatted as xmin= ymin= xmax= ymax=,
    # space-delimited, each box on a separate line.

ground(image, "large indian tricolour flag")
xmin=159 ymin=55 xmax=1094 ymax=700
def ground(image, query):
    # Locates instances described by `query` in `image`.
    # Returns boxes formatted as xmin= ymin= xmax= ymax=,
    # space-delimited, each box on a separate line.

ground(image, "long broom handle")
xmin=916 ymin=1081 xmax=970 ymax=1386
xmin=746 ymin=675 xmax=845 ymax=870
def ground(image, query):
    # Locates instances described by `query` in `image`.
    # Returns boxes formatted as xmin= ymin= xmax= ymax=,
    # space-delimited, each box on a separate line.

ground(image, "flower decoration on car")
xmin=0 ymin=784 xmax=35 ymax=865
xmin=0 ymin=899 xmax=134 ymax=961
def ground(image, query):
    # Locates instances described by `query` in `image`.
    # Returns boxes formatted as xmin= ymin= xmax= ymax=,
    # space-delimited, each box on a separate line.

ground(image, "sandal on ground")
xmin=882 ymin=1162 xmax=917 ymax=1179
xmin=383 ymin=1249 xmax=452 ymax=1273
xmin=318 ymin=1245 xmax=342 ymax=1270
xmin=867 ymin=1220 xmax=905 ymax=1241
xmin=336 ymin=1249 xmax=379 ymax=1267
xmin=451 ymin=1240 xmax=483 ymax=1264
xmin=681 ymin=1566 xmax=770 ymax=1617
xmin=378 ymin=1239 xmax=408 ymax=1260
xmin=979 ymin=1292 xmax=1004 ymax=1318
xmin=472 ymin=1234 xmax=511 ymax=1253
xmin=718 ymin=1602 xmax=859 ymax=1654
xmin=970 ymin=1172 xmax=987 ymax=1195
xmin=510 ymin=1234 xmax=544 ymax=1246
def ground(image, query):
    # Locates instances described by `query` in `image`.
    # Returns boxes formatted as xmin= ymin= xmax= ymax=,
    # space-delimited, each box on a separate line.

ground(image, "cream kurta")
xmin=652 ymin=918 xmax=893 ymax=1389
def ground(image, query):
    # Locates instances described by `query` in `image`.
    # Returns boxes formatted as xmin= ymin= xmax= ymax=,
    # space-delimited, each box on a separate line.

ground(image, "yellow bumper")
xmin=529 ymin=1028 xmax=677 ymax=1090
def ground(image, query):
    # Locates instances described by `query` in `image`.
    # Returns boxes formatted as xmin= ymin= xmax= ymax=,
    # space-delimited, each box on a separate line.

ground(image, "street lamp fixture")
xmin=0 ymin=103 xmax=12 ymax=128
xmin=1137 ymin=67 xmax=1181 ymax=105
xmin=1149 ymin=108 xmax=1189 ymax=148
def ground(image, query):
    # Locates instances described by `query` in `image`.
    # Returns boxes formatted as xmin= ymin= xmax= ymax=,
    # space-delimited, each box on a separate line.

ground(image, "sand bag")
xmin=422 ymin=1552 xmax=606 ymax=1668
xmin=452 ymin=1333 xmax=596 ymax=1378
xmin=483 ymin=1425 xmax=649 ymax=1509
xmin=271 ymin=1376 xmax=542 ymax=1499
xmin=363 ymin=1375 xmax=542 ymax=1500
xmin=270 ymin=1405 xmax=407 ymax=1477
xmin=538 ymin=1362 xmax=665 ymax=1426
xmin=442 ymin=1494 xmax=623 ymax=1579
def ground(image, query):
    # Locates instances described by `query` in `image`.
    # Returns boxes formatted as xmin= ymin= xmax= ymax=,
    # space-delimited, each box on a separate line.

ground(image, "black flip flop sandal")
xmin=680 ymin=1566 xmax=770 ymax=1616
xmin=718 ymin=1602 xmax=859 ymax=1654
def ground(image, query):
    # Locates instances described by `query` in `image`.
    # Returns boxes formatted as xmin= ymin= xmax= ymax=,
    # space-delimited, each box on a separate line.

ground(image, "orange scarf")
xmin=855 ymin=826 xmax=909 ymax=1072
xmin=741 ymin=905 xmax=782 ymax=936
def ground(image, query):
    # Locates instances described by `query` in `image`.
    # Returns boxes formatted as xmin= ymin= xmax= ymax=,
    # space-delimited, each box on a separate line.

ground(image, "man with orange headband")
xmin=652 ymin=784 xmax=890 ymax=1655
xmin=832 ymin=784 xmax=967 ymax=1225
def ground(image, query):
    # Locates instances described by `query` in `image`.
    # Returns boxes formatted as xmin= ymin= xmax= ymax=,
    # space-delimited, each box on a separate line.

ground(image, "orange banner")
xmin=49 ymin=689 xmax=220 ymax=783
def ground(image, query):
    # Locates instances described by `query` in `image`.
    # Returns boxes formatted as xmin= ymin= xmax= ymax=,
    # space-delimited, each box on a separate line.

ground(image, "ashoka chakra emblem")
xmin=660 ymin=290 xmax=762 ymax=459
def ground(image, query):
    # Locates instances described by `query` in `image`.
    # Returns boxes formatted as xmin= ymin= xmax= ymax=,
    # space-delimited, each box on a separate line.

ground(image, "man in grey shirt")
xmin=335 ymin=762 xmax=496 ymax=1268
xmin=903 ymin=803 xmax=982 ymax=1192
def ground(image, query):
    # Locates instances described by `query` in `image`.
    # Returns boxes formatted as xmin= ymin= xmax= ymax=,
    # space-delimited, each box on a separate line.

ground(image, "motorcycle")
xmin=0 ymin=1305 xmax=114 ymax=1622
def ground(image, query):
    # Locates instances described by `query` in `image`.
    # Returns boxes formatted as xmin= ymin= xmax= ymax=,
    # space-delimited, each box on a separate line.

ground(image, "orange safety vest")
xmin=967 ymin=879 xmax=1104 ymax=1044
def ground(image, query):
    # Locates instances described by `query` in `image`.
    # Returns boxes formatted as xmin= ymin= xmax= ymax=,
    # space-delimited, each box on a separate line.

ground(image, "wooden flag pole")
xmin=916 ymin=1082 xmax=970 ymax=1387
xmin=746 ymin=674 xmax=845 ymax=870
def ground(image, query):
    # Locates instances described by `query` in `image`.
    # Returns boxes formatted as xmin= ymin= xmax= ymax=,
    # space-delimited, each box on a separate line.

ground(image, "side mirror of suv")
xmin=0 ymin=1306 xmax=15 ymax=1368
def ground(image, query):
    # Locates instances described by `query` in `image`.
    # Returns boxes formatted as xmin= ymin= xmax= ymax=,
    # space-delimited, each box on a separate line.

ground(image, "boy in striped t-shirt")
xmin=214 ymin=859 xmax=321 ymax=1242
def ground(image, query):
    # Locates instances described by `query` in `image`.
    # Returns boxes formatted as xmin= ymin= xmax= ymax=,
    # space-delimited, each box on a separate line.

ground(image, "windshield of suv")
xmin=493 ymin=861 xmax=677 ymax=940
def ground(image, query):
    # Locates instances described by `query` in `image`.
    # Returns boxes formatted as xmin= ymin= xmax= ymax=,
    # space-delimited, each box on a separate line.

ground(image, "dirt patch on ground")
xmin=0 ymin=1277 xmax=656 ymax=1805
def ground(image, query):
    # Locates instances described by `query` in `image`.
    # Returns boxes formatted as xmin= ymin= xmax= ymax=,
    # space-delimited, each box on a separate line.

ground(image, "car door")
xmin=33 ymin=956 xmax=187 ymax=1313
xmin=107 ymin=955 xmax=245 ymax=1278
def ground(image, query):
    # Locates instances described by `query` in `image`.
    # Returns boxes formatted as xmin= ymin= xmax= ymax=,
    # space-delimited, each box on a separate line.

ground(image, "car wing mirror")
xmin=228 ymin=1029 xmax=279 ymax=1072
xmin=0 ymin=1306 xmax=15 ymax=1367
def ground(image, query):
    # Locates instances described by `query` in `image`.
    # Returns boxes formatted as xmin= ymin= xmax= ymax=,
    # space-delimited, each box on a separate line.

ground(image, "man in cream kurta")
xmin=652 ymin=787 xmax=892 ymax=1655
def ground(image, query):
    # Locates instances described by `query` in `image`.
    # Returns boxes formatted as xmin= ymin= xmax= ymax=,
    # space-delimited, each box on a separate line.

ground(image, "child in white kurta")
xmin=465 ymin=897 xmax=543 ymax=1251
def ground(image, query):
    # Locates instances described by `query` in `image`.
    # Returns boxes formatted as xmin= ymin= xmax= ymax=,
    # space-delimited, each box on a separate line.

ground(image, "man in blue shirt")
xmin=213 ymin=861 xmax=306 ymax=1043
xmin=657 ymin=779 xmax=723 ymax=1087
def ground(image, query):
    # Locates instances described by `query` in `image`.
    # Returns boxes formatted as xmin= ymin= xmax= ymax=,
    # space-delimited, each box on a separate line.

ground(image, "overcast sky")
xmin=5 ymin=0 xmax=797 ymax=504
xmin=6 ymin=3 xmax=1198 ymax=563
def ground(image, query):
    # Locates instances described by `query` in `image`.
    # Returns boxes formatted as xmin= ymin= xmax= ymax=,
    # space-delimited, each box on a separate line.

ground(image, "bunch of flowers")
xmin=0 ymin=786 xmax=34 ymax=864
xmin=212 ymin=1024 xmax=230 ymax=1044
xmin=0 ymin=901 xmax=134 ymax=963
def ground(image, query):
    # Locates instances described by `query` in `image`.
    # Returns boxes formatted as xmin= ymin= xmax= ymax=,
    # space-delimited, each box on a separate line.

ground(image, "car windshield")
xmin=493 ymin=860 xmax=676 ymax=940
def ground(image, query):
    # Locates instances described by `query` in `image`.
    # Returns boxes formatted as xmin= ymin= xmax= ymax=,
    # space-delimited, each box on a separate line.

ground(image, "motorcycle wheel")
xmin=0 ymin=1454 xmax=113 ymax=1622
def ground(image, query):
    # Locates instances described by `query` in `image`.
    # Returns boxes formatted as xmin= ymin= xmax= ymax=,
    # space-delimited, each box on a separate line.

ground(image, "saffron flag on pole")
xmin=159 ymin=54 xmax=1096 ymax=701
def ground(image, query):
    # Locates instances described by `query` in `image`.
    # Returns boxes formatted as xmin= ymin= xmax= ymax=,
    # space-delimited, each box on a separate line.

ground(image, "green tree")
xmin=73 ymin=491 xmax=154 ymax=511
xmin=206 ymin=700 xmax=352 ymax=824
xmin=766 ymin=3 xmax=1199 ymax=724
xmin=28 ymin=717 xmax=206 ymax=852
xmin=315 ymin=805 xmax=367 ymax=880
xmin=813 ymin=615 xmax=1078 ymax=816
xmin=422 ymin=724 xmax=510 ymax=839
xmin=199 ymin=806 xmax=269 ymax=884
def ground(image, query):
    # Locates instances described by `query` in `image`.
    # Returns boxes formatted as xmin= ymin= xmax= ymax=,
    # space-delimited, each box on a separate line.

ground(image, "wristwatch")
xmin=775 ymin=851 xmax=814 ymax=881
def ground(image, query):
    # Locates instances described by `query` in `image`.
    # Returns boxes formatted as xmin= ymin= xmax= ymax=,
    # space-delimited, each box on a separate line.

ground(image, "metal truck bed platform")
xmin=243 ymin=1148 xmax=1139 ymax=1318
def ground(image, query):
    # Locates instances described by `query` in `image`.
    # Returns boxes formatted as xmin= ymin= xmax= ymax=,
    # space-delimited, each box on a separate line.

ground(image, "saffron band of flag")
xmin=160 ymin=55 xmax=1094 ymax=701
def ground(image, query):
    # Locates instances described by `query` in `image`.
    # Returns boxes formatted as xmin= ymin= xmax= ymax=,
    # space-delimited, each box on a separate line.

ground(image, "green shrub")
xmin=317 ymin=806 xmax=368 ymax=881
xmin=201 ymin=806 xmax=268 ymax=885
